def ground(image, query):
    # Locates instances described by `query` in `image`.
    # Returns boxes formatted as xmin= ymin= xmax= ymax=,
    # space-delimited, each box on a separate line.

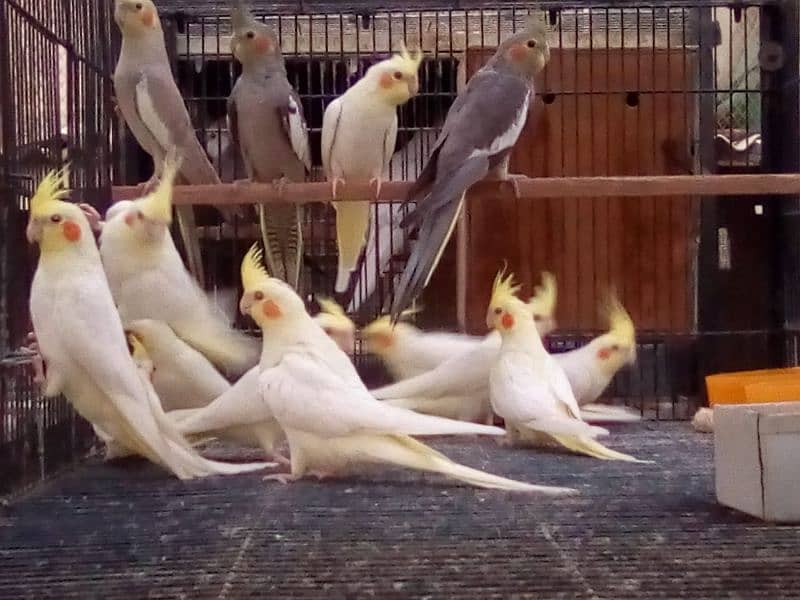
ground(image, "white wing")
xmin=382 ymin=114 xmax=398 ymax=170
xmin=320 ymin=97 xmax=343 ymax=177
xmin=261 ymin=351 xmax=504 ymax=439
xmin=285 ymin=93 xmax=312 ymax=171
xmin=135 ymin=75 xmax=172 ymax=150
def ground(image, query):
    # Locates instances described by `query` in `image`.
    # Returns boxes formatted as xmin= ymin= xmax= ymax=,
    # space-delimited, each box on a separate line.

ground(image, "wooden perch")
xmin=111 ymin=174 xmax=800 ymax=205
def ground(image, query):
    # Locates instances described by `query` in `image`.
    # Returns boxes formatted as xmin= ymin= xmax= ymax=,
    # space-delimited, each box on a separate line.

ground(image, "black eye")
xmin=527 ymin=39 xmax=537 ymax=48
xmin=533 ymin=314 xmax=542 ymax=322
xmin=50 ymin=214 xmax=62 ymax=223
xmin=393 ymin=71 xmax=403 ymax=80
xmin=254 ymin=291 xmax=264 ymax=301
xmin=493 ymin=307 xmax=503 ymax=315
xmin=611 ymin=344 xmax=620 ymax=351
xmin=246 ymin=31 xmax=255 ymax=39
xmin=135 ymin=2 xmax=143 ymax=9
xmin=137 ymin=210 xmax=144 ymax=220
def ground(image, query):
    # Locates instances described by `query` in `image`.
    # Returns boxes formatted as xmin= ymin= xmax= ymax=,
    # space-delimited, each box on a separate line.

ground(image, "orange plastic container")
xmin=706 ymin=368 xmax=800 ymax=406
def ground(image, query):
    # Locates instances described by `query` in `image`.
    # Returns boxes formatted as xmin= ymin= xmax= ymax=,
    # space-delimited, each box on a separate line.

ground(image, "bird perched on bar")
xmin=25 ymin=168 xmax=268 ymax=479
xmin=487 ymin=269 xmax=645 ymax=461
xmin=390 ymin=19 xmax=551 ymax=320
xmin=231 ymin=244 xmax=574 ymax=493
xmin=556 ymin=293 xmax=642 ymax=423
xmin=371 ymin=272 xmax=558 ymax=423
xmin=321 ymin=43 xmax=423 ymax=297
xmin=228 ymin=0 xmax=311 ymax=290
xmin=95 ymin=153 xmax=260 ymax=377
xmin=113 ymin=0 xmax=231 ymax=286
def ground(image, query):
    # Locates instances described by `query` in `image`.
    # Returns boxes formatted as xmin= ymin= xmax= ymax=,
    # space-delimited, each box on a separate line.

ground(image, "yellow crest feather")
xmin=602 ymin=291 xmax=635 ymax=344
xmin=490 ymin=266 xmax=521 ymax=306
xmin=528 ymin=271 xmax=557 ymax=317
xmin=30 ymin=166 xmax=70 ymax=218
xmin=138 ymin=152 xmax=181 ymax=223
xmin=362 ymin=307 xmax=420 ymax=336
xmin=317 ymin=297 xmax=346 ymax=318
xmin=240 ymin=243 xmax=270 ymax=291
xmin=382 ymin=40 xmax=422 ymax=75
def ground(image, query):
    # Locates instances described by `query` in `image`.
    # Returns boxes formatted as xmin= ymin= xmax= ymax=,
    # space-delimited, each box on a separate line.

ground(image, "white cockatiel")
xmin=365 ymin=272 xmax=557 ymax=382
xmin=25 ymin=169 xmax=267 ymax=479
xmin=322 ymin=45 xmax=422 ymax=295
xmin=556 ymin=294 xmax=642 ymax=423
xmin=95 ymin=154 xmax=259 ymax=377
xmin=372 ymin=272 xmax=558 ymax=423
xmin=234 ymin=244 xmax=573 ymax=493
xmin=487 ymin=270 xmax=645 ymax=462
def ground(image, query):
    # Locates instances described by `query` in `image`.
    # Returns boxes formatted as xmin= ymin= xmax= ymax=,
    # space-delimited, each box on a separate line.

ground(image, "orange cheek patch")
xmin=124 ymin=212 xmax=136 ymax=227
xmin=509 ymin=43 xmax=527 ymax=61
xmin=141 ymin=8 xmax=155 ymax=27
xmin=596 ymin=348 xmax=612 ymax=360
xmin=62 ymin=220 xmax=82 ymax=242
xmin=262 ymin=300 xmax=282 ymax=319
xmin=254 ymin=36 xmax=272 ymax=53
xmin=501 ymin=313 xmax=515 ymax=330
xmin=379 ymin=72 xmax=394 ymax=89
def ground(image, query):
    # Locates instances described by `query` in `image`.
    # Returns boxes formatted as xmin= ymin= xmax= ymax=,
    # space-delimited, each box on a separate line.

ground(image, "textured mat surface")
xmin=1 ymin=423 xmax=797 ymax=599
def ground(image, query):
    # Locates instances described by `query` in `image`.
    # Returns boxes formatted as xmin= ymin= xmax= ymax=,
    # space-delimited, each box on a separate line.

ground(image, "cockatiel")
xmin=372 ymin=272 xmax=558 ymax=424
xmin=362 ymin=314 xmax=483 ymax=381
xmin=366 ymin=272 xmax=557 ymax=381
xmin=313 ymin=298 xmax=356 ymax=353
xmin=556 ymin=294 xmax=642 ymax=423
xmin=235 ymin=244 xmax=573 ymax=493
xmin=391 ymin=21 xmax=551 ymax=319
xmin=96 ymin=155 xmax=260 ymax=377
xmin=322 ymin=45 xmax=422 ymax=295
xmin=113 ymin=0 xmax=229 ymax=286
xmin=25 ymin=168 xmax=268 ymax=479
xmin=487 ymin=270 xmax=645 ymax=462
xmin=228 ymin=0 xmax=310 ymax=289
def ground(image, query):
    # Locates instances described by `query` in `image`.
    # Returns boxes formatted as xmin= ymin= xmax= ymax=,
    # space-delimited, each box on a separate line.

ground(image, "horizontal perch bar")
xmin=111 ymin=174 xmax=800 ymax=205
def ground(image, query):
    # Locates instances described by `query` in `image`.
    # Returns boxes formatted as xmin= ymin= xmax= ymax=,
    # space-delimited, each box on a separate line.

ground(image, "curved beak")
xmin=485 ymin=310 xmax=495 ymax=331
xmin=239 ymin=293 xmax=253 ymax=316
xmin=406 ymin=75 xmax=419 ymax=97
xmin=26 ymin=220 xmax=42 ymax=244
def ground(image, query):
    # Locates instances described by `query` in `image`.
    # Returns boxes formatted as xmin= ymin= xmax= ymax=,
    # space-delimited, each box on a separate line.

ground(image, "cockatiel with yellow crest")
xmin=25 ymin=168 xmax=268 ymax=478
xmin=313 ymin=298 xmax=356 ymax=353
xmin=487 ymin=269 xmax=646 ymax=462
xmin=371 ymin=272 xmax=558 ymax=423
xmin=96 ymin=154 xmax=259 ymax=377
xmin=231 ymin=244 xmax=573 ymax=493
xmin=321 ymin=44 xmax=422 ymax=295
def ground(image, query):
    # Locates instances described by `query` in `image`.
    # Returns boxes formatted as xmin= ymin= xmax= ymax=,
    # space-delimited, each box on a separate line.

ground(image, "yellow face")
xmin=372 ymin=46 xmax=422 ymax=105
xmin=114 ymin=0 xmax=160 ymax=34
xmin=26 ymin=201 xmax=89 ymax=254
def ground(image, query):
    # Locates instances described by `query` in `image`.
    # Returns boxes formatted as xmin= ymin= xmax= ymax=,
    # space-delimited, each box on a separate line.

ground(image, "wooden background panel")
xmin=459 ymin=47 xmax=698 ymax=334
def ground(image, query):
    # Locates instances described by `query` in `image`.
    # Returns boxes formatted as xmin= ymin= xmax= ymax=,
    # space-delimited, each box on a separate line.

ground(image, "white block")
xmin=714 ymin=402 xmax=800 ymax=522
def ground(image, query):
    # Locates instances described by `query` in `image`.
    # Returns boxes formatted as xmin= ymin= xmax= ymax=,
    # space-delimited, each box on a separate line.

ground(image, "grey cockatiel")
xmin=391 ymin=22 xmax=551 ymax=320
xmin=114 ymin=0 xmax=227 ymax=287
xmin=228 ymin=1 xmax=311 ymax=290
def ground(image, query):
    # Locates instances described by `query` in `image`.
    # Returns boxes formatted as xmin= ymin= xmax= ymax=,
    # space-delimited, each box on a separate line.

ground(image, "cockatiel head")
xmin=492 ymin=17 xmax=551 ymax=80
xmin=485 ymin=268 xmax=535 ymax=336
xmin=126 ymin=331 xmax=155 ymax=381
xmin=360 ymin=309 xmax=420 ymax=356
xmin=229 ymin=1 xmax=284 ymax=70
xmin=527 ymin=271 xmax=557 ymax=336
xmin=593 ymin=293 xmax=637 ymax=373
xmin=105 ymin=153 xmax=180 ymax=243
xmin=313 ymin=298 xmax=356 ymax=353
xmin=239 ymin=244 xmax=306 ymax=329
xmin=114 ymin=0 xmax=162 ymax=36
xmin=26 ymin=167 xmax=94 ymax=255
xmin=362 ymin=43 xmax=423 ymax=105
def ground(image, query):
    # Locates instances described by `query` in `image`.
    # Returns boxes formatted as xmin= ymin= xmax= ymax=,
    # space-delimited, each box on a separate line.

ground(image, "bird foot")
xmin=501 ymin=173 xmax=527 ymax=199
xmin=21 ymin=332 xmax=45 ymax=385
xmin=272 ymin=176 xmax=289 ymax=197
xmin=497 ymin=435 xmax=514 ymax=447
xmin=270 ymin=453 xmax=292 ymax=468
xmin=330 ymin=177 xmax=345 ymax=200
xmin=263 ymin=473 xmax=297 ymax=485
xmin=308 ymin=470 xmax=336 ymax=481
xmin=78 ymin=203 xmax=104 ymax=233
xmin=368 ymin=176 xmax=383 ymax=200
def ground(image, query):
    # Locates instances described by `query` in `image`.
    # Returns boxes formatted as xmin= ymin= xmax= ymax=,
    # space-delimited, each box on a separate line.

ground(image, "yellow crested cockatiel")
xmin=391 ymin=20 xmax=551 ymax=320
xmin=25 ymin=168 xmax=268 ymax=478
xmin=94 ymin=153 xmax=260 ymax=377
xmin=231 ymin=244 xmax=574 ymax=493
xmin=313 ymin=298 xmax=356 ymax=353
xmin=371 ymin=272 xmax=558 ymax=424
xmin=364 ymin=272 xmax=557 ymax=381
xmin=321 ymin=45 xmax=422 ymax=296
xmin=487 ymin=269 xmax=646 ymax=462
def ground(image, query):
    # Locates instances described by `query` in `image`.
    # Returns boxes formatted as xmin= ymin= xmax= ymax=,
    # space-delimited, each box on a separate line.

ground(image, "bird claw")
xmin=368 ymin=177 xmax=382 ymax=200
xmin=272 ymin=176 xmax=289 ymax=197
xmin=263 ymin=473 xmax=295 ymax=485
xmin=502 ymin=173 xmax=526 ymax=199
xmin=330 ymin=177 xmax=345 ymax=200
xmin=78 ymin=203 xmax=103 ymax=233
xmin=21 ymin=332 xmax=45 ymax=385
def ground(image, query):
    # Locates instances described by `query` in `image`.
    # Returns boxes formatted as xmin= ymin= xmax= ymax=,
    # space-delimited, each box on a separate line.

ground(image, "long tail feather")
xmin=359 ymin=434 xmax=576 ymax=494
xmin=384 ymin=395 xmax=490 ymax=423
xmin=580 ymin=403 xmax=642 ymax=423
xmin=259 ymin=203 xmax=304 ymax=290
xmin=550 ymin=434 xmax=649 ymax=463
xmin=527 ymin=417 xmax=609 ymax=439
xmin=334 ymin=200 xmax=371 ymax=293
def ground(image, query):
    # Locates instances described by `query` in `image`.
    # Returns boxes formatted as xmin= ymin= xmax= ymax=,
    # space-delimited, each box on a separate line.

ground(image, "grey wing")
xmin=227 ymin=94 xmax=241 ymax=157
